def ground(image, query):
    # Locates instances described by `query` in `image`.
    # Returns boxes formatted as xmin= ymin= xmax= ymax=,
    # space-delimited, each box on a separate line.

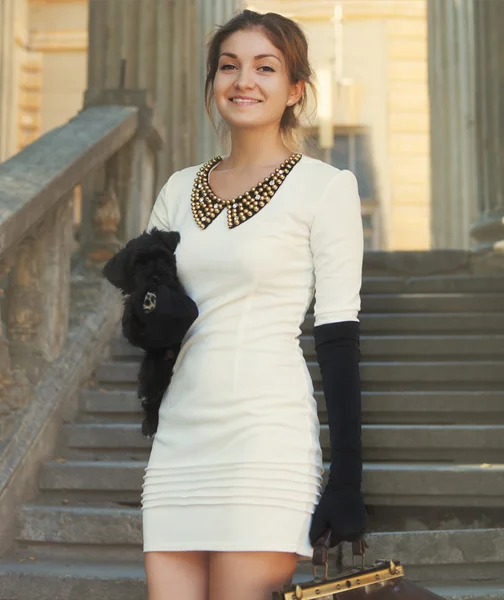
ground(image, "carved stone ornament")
xmin=86 ymin=180 xmax=122 ymax=265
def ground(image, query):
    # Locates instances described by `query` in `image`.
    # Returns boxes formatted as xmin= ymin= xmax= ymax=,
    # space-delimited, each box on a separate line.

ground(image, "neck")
xmin=224 ymin=125 xmax=294 ymax=169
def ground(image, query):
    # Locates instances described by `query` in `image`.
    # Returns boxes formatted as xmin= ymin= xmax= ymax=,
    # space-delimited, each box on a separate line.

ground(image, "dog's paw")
xmin=141 ymin=417 xmax=157 ymax=438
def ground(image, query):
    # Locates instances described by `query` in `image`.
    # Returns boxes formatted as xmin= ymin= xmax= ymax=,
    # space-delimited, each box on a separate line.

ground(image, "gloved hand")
xmin=309 ymin=485 xmax=368 ymax=548
xmin=309 ymin=320 xmax=368 ymax=548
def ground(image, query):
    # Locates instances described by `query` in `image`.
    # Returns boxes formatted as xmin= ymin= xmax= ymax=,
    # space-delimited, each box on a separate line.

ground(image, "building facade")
xmin=10 ymin=0 xmax=489 ymax=252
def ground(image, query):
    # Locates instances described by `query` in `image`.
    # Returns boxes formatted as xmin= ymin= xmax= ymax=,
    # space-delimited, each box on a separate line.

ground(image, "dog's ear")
xmin=102 ymin=245 xmax=131 ymax=293
xmin=151 ymin=228 xmax=180 ymax=254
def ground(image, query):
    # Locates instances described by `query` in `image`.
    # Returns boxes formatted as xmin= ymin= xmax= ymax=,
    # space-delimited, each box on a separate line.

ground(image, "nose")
xmin=234 ymin=67 xmax=255 ymax=90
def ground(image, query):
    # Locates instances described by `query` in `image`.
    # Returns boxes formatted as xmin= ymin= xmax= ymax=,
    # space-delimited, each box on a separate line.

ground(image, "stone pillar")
xmin=427 ymin=0 xmax=478 ymax=249
xmin=469 ymin=0 xmax=504 ymax=250
xmin=86 ymin=0 xmax=243 ymax=192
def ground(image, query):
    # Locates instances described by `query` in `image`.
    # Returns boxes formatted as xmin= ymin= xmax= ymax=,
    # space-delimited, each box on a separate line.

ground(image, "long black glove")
xmin=309 ymin=320 xmax=368 ymax=548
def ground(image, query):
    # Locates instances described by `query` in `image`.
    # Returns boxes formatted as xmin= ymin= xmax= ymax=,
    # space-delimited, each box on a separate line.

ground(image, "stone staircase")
xmin=2 ymin=274 xmax=504 ymax=600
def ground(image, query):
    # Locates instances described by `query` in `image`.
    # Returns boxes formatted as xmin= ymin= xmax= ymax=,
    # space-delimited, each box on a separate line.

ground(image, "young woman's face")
xmin=213 ymin=28 xmax=301 ymax=131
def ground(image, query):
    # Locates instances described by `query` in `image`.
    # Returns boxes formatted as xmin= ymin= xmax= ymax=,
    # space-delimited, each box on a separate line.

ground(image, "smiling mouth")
xmin=229 ymin=98 xmax=262 ymax=105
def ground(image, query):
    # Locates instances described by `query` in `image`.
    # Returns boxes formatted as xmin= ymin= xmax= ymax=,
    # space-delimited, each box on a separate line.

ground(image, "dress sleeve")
xmin=146 ymin=170 xmax=180 ymax=232
xmin=310 ymin=169 xmax=364 ymax=327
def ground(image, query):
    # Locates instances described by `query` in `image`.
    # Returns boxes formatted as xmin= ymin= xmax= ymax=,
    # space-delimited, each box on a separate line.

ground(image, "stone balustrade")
xmin=0 ymin=101 xmax=160 ymax=438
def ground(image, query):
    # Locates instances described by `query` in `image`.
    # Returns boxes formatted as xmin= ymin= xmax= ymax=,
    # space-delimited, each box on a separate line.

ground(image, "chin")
xmin=220 ymin=106 xmax=283 ymax=129
xmin=226 ymin=114 xmax=267 ymax=126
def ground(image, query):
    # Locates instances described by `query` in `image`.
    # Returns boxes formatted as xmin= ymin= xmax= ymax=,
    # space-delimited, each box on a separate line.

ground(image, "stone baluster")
xmin=82 ymin=157 xmax=122 ymax=269
xmin=1 ymin=251 xmax=31 ymax=438
xmin=0 ymin=253 xmax=15 ymax=388
xmin=5 ymin=236 xmax=44 ymax=383
xmin=5 ymin=197 xmax=74 ymax=383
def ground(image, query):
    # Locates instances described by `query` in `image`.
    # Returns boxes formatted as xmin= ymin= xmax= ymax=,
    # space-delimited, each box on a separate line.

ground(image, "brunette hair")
xmin=204 ymin=9 xmax=317 ymax=153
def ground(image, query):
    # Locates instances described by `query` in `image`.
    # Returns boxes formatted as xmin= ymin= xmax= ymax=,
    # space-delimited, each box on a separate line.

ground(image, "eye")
xmin=259 ymin=66 xmax=275 ymax=72
xmin=220 ymin=64 xmax=236 ymax=70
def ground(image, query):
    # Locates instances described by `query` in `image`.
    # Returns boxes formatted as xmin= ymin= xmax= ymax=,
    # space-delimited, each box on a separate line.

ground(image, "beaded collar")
xmin=191 ymin=153 xmax=303 ymax=229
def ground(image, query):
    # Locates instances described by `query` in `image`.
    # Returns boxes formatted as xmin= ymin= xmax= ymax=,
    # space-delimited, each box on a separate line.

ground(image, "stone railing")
xmin=0 ymin=94 xmax=161 ymax=440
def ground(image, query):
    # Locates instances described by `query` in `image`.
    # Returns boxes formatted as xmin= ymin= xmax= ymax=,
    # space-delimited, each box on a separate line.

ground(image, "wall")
xmin=0 ymin=0 xmax=37 ymax=160
xmin=29 ymin=0 xmax=88 ymax=135
xmin=335 ymin=0 xmax=431 ymax=249
xmin=383 ymin=6 xmax=430 ymax=249
xmin=0 ymin=0 xmax=87 ymax=161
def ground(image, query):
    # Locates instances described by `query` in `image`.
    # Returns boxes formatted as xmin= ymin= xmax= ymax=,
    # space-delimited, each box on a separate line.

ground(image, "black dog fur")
xmin=102 ymin=227 xmax=198 ymax=437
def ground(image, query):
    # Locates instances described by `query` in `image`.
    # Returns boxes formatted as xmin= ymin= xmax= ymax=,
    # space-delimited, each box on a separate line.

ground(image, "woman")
xmin=142 ymin=9 xmax=367 ymax=600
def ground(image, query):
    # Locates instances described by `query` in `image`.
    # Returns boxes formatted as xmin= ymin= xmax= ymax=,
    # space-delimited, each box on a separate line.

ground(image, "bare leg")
xmin=144 ymin=550 xmax=210 ymax=600
xmin=208 ymin=551 xmax=299 ymax=600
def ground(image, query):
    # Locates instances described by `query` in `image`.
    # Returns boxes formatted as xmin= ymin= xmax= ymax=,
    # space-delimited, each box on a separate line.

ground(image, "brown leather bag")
xmin=272 ymin=531 xmax=445 ymax=599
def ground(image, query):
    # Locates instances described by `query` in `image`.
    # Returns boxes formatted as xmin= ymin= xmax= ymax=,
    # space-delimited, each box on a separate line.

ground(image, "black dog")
xmin=102 ymin=227 xmax=198 ymax=437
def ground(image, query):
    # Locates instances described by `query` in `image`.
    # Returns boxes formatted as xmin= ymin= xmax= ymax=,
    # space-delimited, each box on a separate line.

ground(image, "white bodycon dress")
xmin=141 ymin=153 xmax=363 ymax=558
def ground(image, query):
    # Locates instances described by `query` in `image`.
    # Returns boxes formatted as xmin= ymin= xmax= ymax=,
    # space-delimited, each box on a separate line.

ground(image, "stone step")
xmin=17 ymin=505 xmax=140 ymax=547
xmin=63 ymin=423 xmax=504 ymax=462
xmin=0 ymin=556 xmax=502 ymax=600
xmin=0 ymin=558 xmax=145 ymax=600
xmin=358 ymin=313 xmax=504 ymax=335
xmin=359 ymin=335 xmax=504 ymax=359
xmin=111 ymin=312 xmax=504 ymax=340
xmin=95 ymin=359 xmax=504 ymax=389
xmin=80 ymin=389 xmax=504 ymax=425
xmin=13 ymin=507 xmax=504 ymax=584
xmin=362 ymin=250 xmax=497 ymax=278
xmin=359 ymin=293 xmax=504 ymax=313
xmin=359 ymin=275 xmax=504 ymax=294
xmin=110 ymin=334 xmax=504 ymax=361
xmin=117 ymin=290 xmax=504 ymax=324
xmin=324 ymin=424 xmax=504 ymax=462
xmin=298 ymin=527 xmax=504 ymax=583
xmin=38 ymin=460 xmax=504 ymax=507
xmin=424 ymin=585 xmax=504 ymax=600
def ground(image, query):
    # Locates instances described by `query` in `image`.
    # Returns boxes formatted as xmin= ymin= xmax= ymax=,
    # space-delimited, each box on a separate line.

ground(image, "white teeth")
xmin=231 ymin=98 xmax=260 ymax=104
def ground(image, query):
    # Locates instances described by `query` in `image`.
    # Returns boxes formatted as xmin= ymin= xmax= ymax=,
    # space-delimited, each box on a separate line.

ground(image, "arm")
xmin=129 ymin=170 xmax=198 ymax=348
xmin=146 ymin=169 xmax=181 ymax=232
xmin=308 ymin=170 xmax=368 ymax=548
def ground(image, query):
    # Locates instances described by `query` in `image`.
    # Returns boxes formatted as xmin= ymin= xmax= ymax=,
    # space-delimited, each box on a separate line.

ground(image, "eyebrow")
xmin=219 ymin=52 xmax=282 ymax=63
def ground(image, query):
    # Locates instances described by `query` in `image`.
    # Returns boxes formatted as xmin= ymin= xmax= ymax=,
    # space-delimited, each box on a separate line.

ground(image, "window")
xmin=303 ymin=126 xmax=380 ymax=249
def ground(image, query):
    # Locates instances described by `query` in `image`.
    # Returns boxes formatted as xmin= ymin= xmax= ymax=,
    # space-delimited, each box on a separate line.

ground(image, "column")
xmin=469 ymin=0 xmax=504 ymax=250
xmin=86 ymin=0 xmax=244 ymax=193
xmin=427 ymin=0 xmax=478 ymax=249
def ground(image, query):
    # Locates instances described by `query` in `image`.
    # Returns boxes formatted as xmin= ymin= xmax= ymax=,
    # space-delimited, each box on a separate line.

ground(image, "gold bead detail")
xmin=191 ymin=153 xmax=302 ymax=229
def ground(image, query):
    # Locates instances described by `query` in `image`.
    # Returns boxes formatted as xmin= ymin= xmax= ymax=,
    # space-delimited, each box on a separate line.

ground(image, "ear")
xmin=102 ymin=245 xmax=131 ymax=292
xmin=288 ymin=79 xmax=305 ymax=106
xmin=157 ymin=229 xmax=181 ymax=254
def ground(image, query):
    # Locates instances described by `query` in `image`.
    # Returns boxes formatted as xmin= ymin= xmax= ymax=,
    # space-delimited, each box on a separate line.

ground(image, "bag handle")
xmin=312 ymin=529 xmax=368 ymax=579
xmin=312 ymin=529 xmax=331 ymax=568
